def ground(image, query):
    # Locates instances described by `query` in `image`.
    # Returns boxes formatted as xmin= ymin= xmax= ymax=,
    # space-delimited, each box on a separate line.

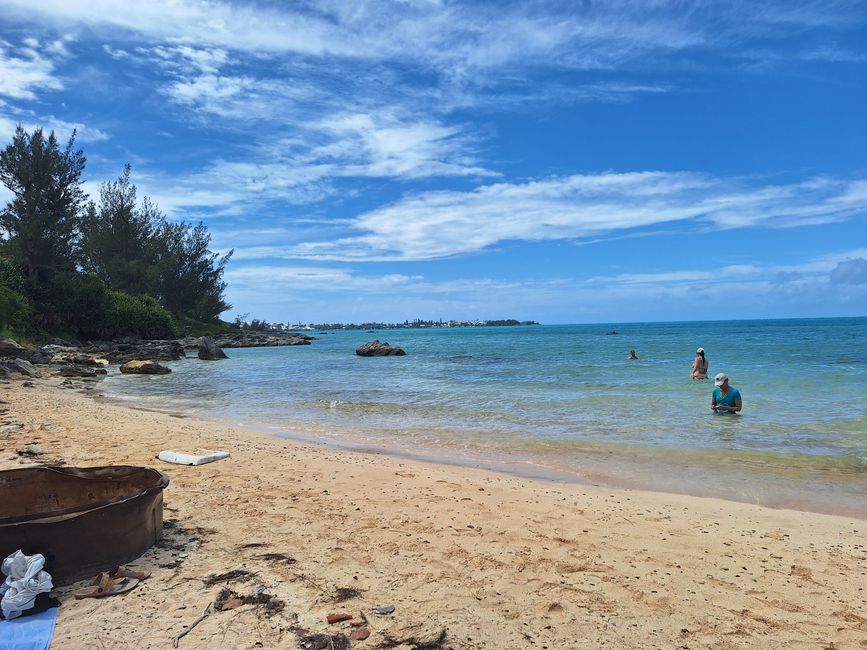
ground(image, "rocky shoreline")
xmin=0 ymin=331 xmax=316 ymax=384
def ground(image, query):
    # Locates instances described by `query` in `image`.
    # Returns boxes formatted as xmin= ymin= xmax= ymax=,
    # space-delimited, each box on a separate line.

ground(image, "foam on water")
xmin=102 ymin=318 xmax=867 ymax=517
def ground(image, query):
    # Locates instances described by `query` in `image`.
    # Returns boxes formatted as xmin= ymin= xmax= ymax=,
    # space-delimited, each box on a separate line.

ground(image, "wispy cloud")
xmin=0 ymin=113 xmax=108 ymax=144
xmin=283 ymin=173 xmax=867 ymax=261
xmin=0 ymin=40 xmax=63 ymax=100
xmin=221 ymin=246 xmax=867 ymax=322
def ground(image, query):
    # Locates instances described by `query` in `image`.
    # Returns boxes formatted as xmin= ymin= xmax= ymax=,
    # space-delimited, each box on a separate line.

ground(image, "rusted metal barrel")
xmin=0 ymin=466 xmax=169 ymax=585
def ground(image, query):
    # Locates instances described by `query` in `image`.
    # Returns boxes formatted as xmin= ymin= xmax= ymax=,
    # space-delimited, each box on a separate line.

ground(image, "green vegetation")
xmin=0 ymin=125 xmax=232 ymax=341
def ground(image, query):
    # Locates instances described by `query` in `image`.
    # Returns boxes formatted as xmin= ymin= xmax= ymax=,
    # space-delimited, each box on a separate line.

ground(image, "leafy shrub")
xmin=0 ymin=285 xmax=34 ymax=336
xmin=0 ymin=257 xmax=26 ymax=293
xmin=102 ymin=291 xmax=178 ymax=340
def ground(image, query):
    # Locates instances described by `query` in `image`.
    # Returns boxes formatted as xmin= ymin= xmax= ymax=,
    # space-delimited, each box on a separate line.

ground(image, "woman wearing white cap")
xmin=691 ymin=348 xmax=708 ymax=380
xmin=711 ymin=373 xmax=742 ymax=414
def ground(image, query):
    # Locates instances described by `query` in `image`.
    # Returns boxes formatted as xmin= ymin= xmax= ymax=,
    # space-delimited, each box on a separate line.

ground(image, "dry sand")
xmin=1 ymin=378 xmax=865 ymax=649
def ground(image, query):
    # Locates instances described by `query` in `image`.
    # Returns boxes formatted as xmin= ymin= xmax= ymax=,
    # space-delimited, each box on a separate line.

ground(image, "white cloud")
xmin=0 ymin=113 xmax=108 ymax=144
xmin=0 ymin=41 xmax=62 ymax=99
xmin=286 ymin=173 xmax=867 ymax=261
xmin=220 ymin=246 xmax=867 ymax=323
xmin=5 ymin=1 xmax=863 ymax=91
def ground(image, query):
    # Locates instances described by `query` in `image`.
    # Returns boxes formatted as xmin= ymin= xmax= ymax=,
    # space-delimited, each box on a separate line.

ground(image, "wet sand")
xmin=1 ymin=379 xmax=865 ymax=649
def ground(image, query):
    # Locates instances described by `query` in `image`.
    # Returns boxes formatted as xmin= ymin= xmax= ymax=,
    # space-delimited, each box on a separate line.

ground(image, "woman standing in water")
xmin=691 ymin=347 xmax=708 ymax=380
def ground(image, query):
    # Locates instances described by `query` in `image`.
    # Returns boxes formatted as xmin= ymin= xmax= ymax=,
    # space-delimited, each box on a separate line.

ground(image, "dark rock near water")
xmin=60 ymin=366 xmax=106 ymax=377
xmin=82 ymin=339 xmax=185 ymax=364
xmin=120 ymin=359 xmax=172 ymax=375
xmin=211 ymin=332 xmax=314 ymax=348
xmin=198 ymin=336 xmax=228 ymax=360
xmin=50 ymin=352 xmax=102 ymax=366
xmin=355 ymin=340 xmax=406 ymax=357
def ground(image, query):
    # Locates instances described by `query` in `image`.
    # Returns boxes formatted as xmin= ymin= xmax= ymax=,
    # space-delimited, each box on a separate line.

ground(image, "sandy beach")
xmin=1 ymin=378 xmax=865 ymax=649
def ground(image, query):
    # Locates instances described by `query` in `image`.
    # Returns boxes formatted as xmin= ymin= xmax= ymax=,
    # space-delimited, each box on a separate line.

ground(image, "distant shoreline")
xmin=266 ymin=319 xmax=541 ymax=332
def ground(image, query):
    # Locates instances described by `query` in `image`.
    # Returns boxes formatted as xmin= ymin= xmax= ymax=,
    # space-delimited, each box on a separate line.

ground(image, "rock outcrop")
xmin=1 ymin=358 xmax=40 ymax=377
xmin=0 ymin=338 xmax=24 ymax=358
xmin=208 ymin=332 xmax=314 ymax=348
xmin=83 ymin=340 xmax=186 ymax=364
xmin=355 ymin=340 xmax=406 ymax=357
xmin=198 ymin=337 xmax=228 ymax=360
xmin=120 ymin=359 xmax=172 ymax=375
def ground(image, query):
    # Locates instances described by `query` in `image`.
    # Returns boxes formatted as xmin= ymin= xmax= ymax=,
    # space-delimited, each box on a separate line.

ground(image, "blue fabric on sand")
xmin=0 ymin=608 xmax=57 ymax=650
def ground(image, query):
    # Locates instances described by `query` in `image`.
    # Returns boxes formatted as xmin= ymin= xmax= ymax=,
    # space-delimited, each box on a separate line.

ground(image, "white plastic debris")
xmin=157 ymin=449 xmax=231 ymax=466
xmin=0 ymin=550 xmax=53 ymax=620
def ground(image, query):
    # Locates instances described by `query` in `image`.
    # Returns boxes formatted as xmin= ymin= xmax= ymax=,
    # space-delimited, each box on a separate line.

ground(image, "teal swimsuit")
xmin=713 ymin=387 xmax=741 ymax=413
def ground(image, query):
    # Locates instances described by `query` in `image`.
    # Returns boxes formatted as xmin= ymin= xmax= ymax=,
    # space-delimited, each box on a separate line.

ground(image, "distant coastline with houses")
xmin=236 ymin=318 xmax=540 ymax=332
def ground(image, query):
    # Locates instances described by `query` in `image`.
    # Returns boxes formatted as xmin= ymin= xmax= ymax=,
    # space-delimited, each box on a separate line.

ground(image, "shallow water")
xmin=102 ymin=318 xmax=867 ymax=517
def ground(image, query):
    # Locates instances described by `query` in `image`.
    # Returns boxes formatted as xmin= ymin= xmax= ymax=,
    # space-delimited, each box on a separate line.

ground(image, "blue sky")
xmin=1 ymin=0 xmax=865 ymax=324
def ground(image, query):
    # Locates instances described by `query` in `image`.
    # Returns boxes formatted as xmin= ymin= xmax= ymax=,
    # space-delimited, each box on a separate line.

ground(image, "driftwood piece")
xmin=173 ymin=602 xmax=212 ymax=648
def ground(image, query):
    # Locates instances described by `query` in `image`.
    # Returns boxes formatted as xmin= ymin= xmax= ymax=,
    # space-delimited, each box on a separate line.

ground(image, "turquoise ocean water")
xmin=102 ymin=318 xmax=867 ymax=517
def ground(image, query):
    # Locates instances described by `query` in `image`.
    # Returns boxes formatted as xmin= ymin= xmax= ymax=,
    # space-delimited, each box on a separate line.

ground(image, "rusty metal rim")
xmin=0 ymin=465 xmax=169 ymax=525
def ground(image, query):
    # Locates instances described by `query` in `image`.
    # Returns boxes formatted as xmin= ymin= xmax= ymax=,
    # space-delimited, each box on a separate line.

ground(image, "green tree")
xmin=80 ymin=164 xmax=160 ymax=295
xmin=0 ymin=125 xmax=86 ymax=295
xmin=155 ymin=220 xmax=232 ymax=323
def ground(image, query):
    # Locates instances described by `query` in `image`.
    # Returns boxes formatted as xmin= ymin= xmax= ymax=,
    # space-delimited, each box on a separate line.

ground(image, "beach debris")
xmin=120 ymin=359 xmax=171 ymax=374
xmin=327 ymin=613 xmax=353 ymax=624
xmin=375 ymin=628 xmax=447 ymax=650
xmin=296 ymin=632 xmax=351 ymax=650
xmin=333 ymin=587 xmax=363 ymax=602
xmin=355 ymin=340 xmax=406 ymax=357
xmin=16 ymin=443 xmax=44 ymax=457
xmin=372 ymin=605 xmax=395 ymax=615
xmin=197 ymin=336 xmax=228 ymax=360
xmin=173 ymin=602 xmax=212 ymax=648
xmin=203 ymin=569 xmax=256 ymax=586
xmin=214 ymin=587 xmax=285 ymax=614
xmin=157 ymin=449 xmax=231 ymax=466
xmin=256 ymin=551 xmax=297 ymax=565
xmin=351 ymin=627 xmax=371 ymax=641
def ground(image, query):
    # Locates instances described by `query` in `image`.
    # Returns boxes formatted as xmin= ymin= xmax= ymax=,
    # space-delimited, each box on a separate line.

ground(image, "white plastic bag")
xmin=0 ymin=550 xmax=54 ymax=619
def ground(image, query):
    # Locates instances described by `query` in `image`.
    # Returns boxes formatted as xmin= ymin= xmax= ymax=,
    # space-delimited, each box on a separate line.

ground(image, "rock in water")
xmin=120 ymin=359 xmax=172 ymax=375
xmin=355 ymin=340 xmax=406 ymax=357
xmin=198 ymin=336 xmax=228 ymax=360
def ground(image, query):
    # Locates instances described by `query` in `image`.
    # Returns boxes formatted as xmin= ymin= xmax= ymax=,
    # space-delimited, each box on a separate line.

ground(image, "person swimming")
xmin=691 ymin=347 xmax=708 ymax=380
xmin=627 ymin=350 xmax=639 ymax=360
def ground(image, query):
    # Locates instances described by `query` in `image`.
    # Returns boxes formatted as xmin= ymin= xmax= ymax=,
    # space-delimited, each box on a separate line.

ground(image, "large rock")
xmin=198 ymin=336 xmax=228 ymax=360
xmin=120 ymin=359 xmax=171 ymax=375
xmin=355 ymin=340 xmax=406 ymax=357
xmin=2 ymin=358 xmax=39 ymax=377
xmin=0 ymin=338 xmax=24 ymax=358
